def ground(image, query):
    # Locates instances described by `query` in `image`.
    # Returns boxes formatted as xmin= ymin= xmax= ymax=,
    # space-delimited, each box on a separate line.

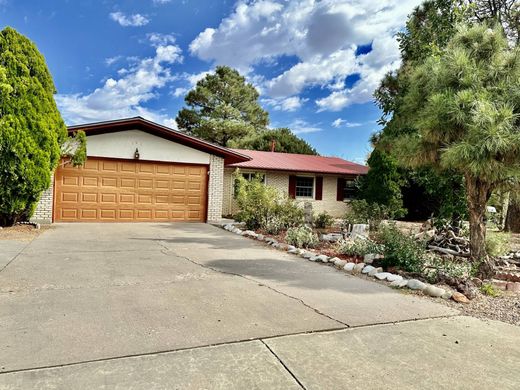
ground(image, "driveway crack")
xmin=157 ymin=241 xmax=349 ymax=328
xmin=260 ymin=339 xmax=306 ymax=389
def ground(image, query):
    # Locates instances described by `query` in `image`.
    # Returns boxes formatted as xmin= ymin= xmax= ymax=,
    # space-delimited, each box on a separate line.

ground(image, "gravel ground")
xmin=0 ymin=224 xmax=50 ymax=241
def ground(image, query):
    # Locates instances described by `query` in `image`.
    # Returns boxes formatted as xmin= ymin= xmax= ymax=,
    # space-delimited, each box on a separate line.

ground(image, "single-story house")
xmin=31 ymin=117 xmax=367 ymax=224
xmin=223 ymin=149 xmax=368 ymax=217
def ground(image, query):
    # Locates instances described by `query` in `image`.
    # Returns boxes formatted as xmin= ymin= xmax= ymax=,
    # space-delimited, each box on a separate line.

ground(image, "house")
xmin=223 ymin=149 xmax=368 ymax=218
xmin=31 ymin=117 xmax=367 ymax=224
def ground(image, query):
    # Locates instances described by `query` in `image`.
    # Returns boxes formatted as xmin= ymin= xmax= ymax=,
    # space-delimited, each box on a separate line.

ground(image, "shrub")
xmin=377 ymin=224 xmax=427 ymax=273
xmin=234 ymin=171 xmax=304 ymax=234
xmin=336 ymin=238 xmax=383 ymax=257
xmin=480 ymin=283 xmax=501 ymax=297
xmin=423 ymin=255 xmax=473 ymax=283
xmin=344 ymin=200 xmax=393 ymax=231
xmin=485 ymin=232 xmax=511 ymax=257
xmin=285 ymin=225 xmax=319 ymax=248
xmin=314 ymin=211 xmax=334 ymax=229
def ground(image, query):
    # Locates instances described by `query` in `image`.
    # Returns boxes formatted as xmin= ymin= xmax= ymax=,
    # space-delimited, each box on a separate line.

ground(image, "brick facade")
xmin=207 ymin=155 xmax=224 ymax=222
xmin=223 ymin=168 xmax=351 ymax=218
xmin=30 ymin=174 xmax=54 ymax=224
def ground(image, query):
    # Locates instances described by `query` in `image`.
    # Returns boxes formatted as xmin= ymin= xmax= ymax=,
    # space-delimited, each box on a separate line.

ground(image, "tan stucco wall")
xmin=223 ymin=168 xmax=351 ymax=218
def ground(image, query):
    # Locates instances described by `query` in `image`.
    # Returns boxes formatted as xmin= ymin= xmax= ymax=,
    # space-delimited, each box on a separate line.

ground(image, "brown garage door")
xmin=54 ymin=158 xmax=207 ymax=222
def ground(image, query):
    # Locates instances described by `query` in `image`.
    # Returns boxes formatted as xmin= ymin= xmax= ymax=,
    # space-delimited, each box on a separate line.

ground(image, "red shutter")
xmin=289 ymin=175 xmax=296 ymax=199
xmin=337 ymin=178 xmax=345 ymax=201
xmin=315 ymin=176 xmax=323 ymax=200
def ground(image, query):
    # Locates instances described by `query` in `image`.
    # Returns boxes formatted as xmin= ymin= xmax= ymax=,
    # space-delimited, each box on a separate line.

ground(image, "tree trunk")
xmin=504 ymin=192 xmax=520 ymax=233
xmin=465 ymin=175 xmax=494 ymax=278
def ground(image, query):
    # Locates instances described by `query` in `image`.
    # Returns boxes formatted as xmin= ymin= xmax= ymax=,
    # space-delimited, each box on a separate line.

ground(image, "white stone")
xmin=309 ymin=256 xmax=319 ymax=262
xmin=316 ymin=255 xmax=329 ymax=263
xmin=343 ymin=263 xmax=355 ymax=272
xmin=287 ymin=245 xmax=296 ymax=251
xmin=375 ymin=272 xmax=392 ymax=280
xmin=407 ymin=279 xmax=427 ymax=290
xmin=423 ymin=285 xmax=446 ymax=298
xmin=390 ymin=279 xmax=409 ymax=288
xmin=303 ymin=252 xmax=314 ymax=259
xmin=386 ymin=274 xmax=403 ymax=282
xmin=335 ymin=259 xmax=348 ymax=268
xmin=288 ymin=248 xmax=298 ymax=254
xmin=353 ymin=263 xmax=365 ymax=273
xmin=441 ymin=290 xmax=453 ymax=299
xmin=256 ymin=234 xmax=264 ymax=241
xmin=369 ymin=267 xmax=383 ymax=276
xmin=362 ymin=265 xmax=375 ymax=274
xmin=364 ymin=254 xmax=376 ymax=264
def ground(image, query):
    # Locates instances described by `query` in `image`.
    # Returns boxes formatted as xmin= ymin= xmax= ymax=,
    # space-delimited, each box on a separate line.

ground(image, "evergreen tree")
xmin=395 ymin=24 xmax=520 ymax=275
xmin=234 ymin=127 xmax=317 ymax=155
xmin=0 ymin=27 xmax=85 ymax=226
xmin=176 ymin=66 xmax=269 ymax=146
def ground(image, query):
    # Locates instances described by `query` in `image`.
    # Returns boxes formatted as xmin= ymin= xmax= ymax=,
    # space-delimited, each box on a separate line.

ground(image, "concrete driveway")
xmin=1 ymin=223 xmax=519 ymax=389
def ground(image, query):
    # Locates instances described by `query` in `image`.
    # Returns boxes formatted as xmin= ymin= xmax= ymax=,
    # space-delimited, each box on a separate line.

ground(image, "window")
xmin=295 ymin=176 xmax=314 ymax=198
xmin=343 ymin=179 xmax=357 ymax=200
xmin=234 ymin=172 xmax=265 ymax=197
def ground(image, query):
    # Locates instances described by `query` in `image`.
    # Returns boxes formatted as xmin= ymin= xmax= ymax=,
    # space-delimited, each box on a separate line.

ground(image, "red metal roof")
xmin=227 ymin=149 xmax=368 ymax=175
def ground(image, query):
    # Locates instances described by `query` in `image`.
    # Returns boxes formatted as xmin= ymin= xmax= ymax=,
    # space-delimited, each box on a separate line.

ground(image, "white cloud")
xmin=110 ymin=12 xmax=150 ymax=27
xmin=56 ymin=43 xmax=182 ymax=126
xmin=173 ymin=87 xmax=188 ymax=97
xmin=153 ymin=0 xmax=172 ymax=4
xmin=105 ymin=56 xmax=122 ymax=66
xmin=287 ymin=119 xmax=322 ymax=134
xmin=189 ymin=0 xmax=421 ymax=110
xmin=332 ymin=118 xmax=373 ymax=128
xmin=147 ymin=32 xmax=176 ymax=47
xmin=263 ymin=96 xmax=306 ymax=112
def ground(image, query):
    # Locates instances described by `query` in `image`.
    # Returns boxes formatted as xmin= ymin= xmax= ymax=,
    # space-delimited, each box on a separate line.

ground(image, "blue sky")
xmin=1 ymin=0 xmax=422 ymax=163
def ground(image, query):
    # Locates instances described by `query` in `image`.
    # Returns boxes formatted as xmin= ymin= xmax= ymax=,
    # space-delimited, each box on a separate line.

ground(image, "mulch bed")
xmin=0 ymin=224 xmax=50 ymax=241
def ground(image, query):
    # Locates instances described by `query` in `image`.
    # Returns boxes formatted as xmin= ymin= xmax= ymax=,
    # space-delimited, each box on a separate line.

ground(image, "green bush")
xmin=480 ymin=283 xmax=501 ymax=297
xmin=285 ymin=225 xmax=319 ymax=248
xmin=314 ymin=211 xmax=334 ymax=229
xmin=344 ymin=199 xmax=395 ymax=231
xmin=423 ymin=255 xmax=473 ymax=283
xmin=485 ymin=232 xmax=511 ymax=257
xmin=336 ymin=238 xmax=383 ymax=257
xmin=234 ymin=171 xmax=304 ymax=234
xmin=377 ymin=224 xmax=427 ymax=273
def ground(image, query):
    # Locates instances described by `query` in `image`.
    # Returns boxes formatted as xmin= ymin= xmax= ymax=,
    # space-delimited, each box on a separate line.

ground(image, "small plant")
xmin=485 ymin=232 xmax=511 ymax=257
xmin=314 ymin=211 xmax=334 ymax=229
xmin=480 ymin=283 xmax=501 ymax=297
xmin=336 ymin=238 xmax=383 ymax=257
xmin=424 ymin=255 xmax=473 ymax=283
xmin=377 ymin=224 xmax=427 ymax=273
xmin=285 ymin=225 xmax=319 ymax=248
xmin=344 ymin=200 xmax=396 ymax=231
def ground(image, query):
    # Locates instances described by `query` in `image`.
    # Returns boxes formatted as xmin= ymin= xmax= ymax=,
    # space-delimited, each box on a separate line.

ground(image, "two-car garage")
xmin=33 ymin=117 xmax=249 ymax=224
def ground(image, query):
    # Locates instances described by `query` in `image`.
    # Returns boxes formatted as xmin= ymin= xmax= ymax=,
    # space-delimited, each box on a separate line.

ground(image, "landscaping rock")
xmin=343 ymin=263 xmax=355 ymax=272
xmin=452 ymin=291 xmax=470 ymax=304
xmin=309 ymin=256 xmax=319 ymax=262
xmin=321 ymin=233 xmax=342 ymax=242
xmin=287 ymin=245 xmax=296 ymax=251
xmin=316 ymin=255 xmax=329 ymax=263
xmin=390 ymin=279 xmax=409 ymax=288
xmin=364 ymin=254 xmax=376 ymax=264
xmin=423 ymin=285 xmax=446 ymax=298
xmin=353 ymin=263 xmax=365 ymax=274
xmin=506 ymin=282 xmax=520 ymax=293
xmin=335 ymin=259 xmax=348 ymax=268
xmin=375 ymin=272 xmax=392 ymax=280
xmin=407 ymin=279 xmax=427 ymax=290
xmin=288 ymin=248 xmax=298 ymax=254
xmin=386 ymin=274 xmax=403 ymax=283
xmin=256 ymin=234 xmax=264 ymax=241
xmin=369 ymin=267 xmax=383 ymax=276
xmin=361 ymin=265 xmax=375 ymax=274
xmin=303 ymin=252 xmax=314 ymax=259
xmin=441 ymin=290 xmax=453 ymax=299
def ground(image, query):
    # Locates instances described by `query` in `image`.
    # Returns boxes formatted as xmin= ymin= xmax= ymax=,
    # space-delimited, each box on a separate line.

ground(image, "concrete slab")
xmin=265 ymin=316 xmax=520 ymax=389
xmin=162 ymin=224 xmax=457 ymax=326
xmin=0 ymin=341 xmax=301 ymax=390
xmin=1 ymin=273 xmax=339 ymax=372
xmin=0 ymin=240 xmax=27 ymax=269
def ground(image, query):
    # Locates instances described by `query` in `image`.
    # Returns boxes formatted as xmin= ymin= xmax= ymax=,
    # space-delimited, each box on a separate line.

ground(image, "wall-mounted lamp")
xmin=134 ymin=148 xmax=140 ymax=160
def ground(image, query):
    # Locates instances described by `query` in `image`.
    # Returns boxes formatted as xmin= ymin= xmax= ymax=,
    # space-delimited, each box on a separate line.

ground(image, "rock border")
xmin=220 ymin=223 xmax=461 ymax=303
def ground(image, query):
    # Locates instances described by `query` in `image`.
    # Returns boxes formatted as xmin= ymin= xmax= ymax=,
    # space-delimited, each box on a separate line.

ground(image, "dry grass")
xmin=0 ymin=224 xmax=50 ymax=241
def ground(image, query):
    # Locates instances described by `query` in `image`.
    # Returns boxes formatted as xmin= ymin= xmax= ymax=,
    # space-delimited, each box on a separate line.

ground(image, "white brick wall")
xmin=222 ymin=169 xmax=352 ymax=218
xmin=30 ymin=174 xmax=54 ymax=224
xmin=207 ymin=155 xmax=224 ymax=222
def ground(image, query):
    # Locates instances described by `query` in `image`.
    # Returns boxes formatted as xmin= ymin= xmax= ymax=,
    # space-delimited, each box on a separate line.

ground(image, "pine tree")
xmin=395 ymin=24 xmax=520 ymax=275
xmin=234 ymin=128 xmax=317 ymax=155
xmin=176 ymin=66 xmax=269 ymax=146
